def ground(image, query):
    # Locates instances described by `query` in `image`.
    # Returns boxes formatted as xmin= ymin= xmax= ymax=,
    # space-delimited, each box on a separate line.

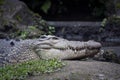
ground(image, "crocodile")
xmin=0 ymin=35 xmax=101 ymax=65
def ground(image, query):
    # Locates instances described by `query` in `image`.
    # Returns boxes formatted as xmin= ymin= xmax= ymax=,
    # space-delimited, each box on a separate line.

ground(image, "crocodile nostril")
xmin=51 ymin=37 xmax=59 ymax=40
xmin=10 ymin=41 xmax=15 ymax=47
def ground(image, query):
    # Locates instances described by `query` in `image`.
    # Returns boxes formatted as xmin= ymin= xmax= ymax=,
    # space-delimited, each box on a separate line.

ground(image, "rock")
xmin=0 ymin=0 xmax=50 ymax=39
xmin=27 ymin=61 xmax=120 ymax=80
xmin=93 ymin=47 xmax=120 ymax=64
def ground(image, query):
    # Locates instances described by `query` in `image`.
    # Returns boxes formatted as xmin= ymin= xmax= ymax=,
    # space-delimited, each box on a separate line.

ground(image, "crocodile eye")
xmin=40 ymin=35 xmax=47 ymax=39
xmin=39 ymin=35 xmax=48 ymax=41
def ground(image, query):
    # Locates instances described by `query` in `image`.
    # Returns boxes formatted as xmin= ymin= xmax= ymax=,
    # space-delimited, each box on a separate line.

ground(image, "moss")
xmin=0 ymin=59 xmax=64 ymax=80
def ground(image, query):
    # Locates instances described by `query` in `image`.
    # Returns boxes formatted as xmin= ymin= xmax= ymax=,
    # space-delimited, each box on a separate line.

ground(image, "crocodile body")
xmin=0 ymin=35 xmax=101 ymax=66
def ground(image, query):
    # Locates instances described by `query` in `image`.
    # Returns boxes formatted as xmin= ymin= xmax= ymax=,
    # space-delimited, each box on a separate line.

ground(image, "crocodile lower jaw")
xmin=35 ymin=48 xmax=100 ymax=60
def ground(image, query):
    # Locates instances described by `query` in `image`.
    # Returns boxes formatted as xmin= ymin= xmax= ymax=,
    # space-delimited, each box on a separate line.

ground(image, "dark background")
xmin=20 ymin=0 xmax=107 ymax=21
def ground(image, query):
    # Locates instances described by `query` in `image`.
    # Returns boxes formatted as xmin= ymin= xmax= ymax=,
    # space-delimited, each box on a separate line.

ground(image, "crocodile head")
xmin=0 ymin=35 xmax=101 ymax=65
xmin=34 ymin=35 xmax=102 ymax=60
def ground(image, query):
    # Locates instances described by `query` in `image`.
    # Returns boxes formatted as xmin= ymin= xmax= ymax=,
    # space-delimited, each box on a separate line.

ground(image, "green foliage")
xmin=116 ymin=3 xmax=120 ymax=9
xmin=19 ymin=31 xmax=29 ymax=39
xmin=108 ymin=15 xmax=120 ymax=24
xmin=0 ymin=59 xmax=64 ymax=80
xmin=39 ymin=20 xmax=55 ymax=35
xmin=48 ymin=26 xmax=55 ymax=35
xmin=29 ymin=26 xmax=37 ymax=30
xmin=39 ymin=19 xmax=47 ymax=26
xmin=18 ymin=25 xmax=44 ymax=39
xmin=0 ymin=0 xmax=4 ymax=5
xmin=101 ymin=18 xmax=107 ymax=27
xmin=100 ymin=15 xmax=120 ymax=33
xmin=41 ymin=0 xmax=51 ymax=14
xmin=101 ymin=15 xmax=120 ymax=27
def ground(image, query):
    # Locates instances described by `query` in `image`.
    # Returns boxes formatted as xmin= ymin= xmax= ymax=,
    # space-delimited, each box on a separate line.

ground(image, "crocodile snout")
xmin=86 ymin=40 xmax=102 ymax=49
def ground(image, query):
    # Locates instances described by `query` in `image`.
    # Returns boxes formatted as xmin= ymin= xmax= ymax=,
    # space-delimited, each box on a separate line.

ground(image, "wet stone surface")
xmin=27 ymin=61 xmax=120 ymax=80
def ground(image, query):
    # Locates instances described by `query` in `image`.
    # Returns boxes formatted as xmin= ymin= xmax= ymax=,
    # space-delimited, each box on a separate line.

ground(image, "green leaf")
xmin=41 ymin=0 xmax=51 ymax=14
xmin=0 ymin=59 xmax=65 ymax=80
xmin=101 ymin=18 xmax=107 ymax=27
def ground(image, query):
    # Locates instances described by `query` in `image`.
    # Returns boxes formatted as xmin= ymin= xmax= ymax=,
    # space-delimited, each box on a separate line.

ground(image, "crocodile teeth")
xmin=74 ymin=49 xmax=77 ymax=53
xmin=67 ymin=47 xmax=70 ymax=50
xmin=74 ymin=49 xmax=77 ymax=54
